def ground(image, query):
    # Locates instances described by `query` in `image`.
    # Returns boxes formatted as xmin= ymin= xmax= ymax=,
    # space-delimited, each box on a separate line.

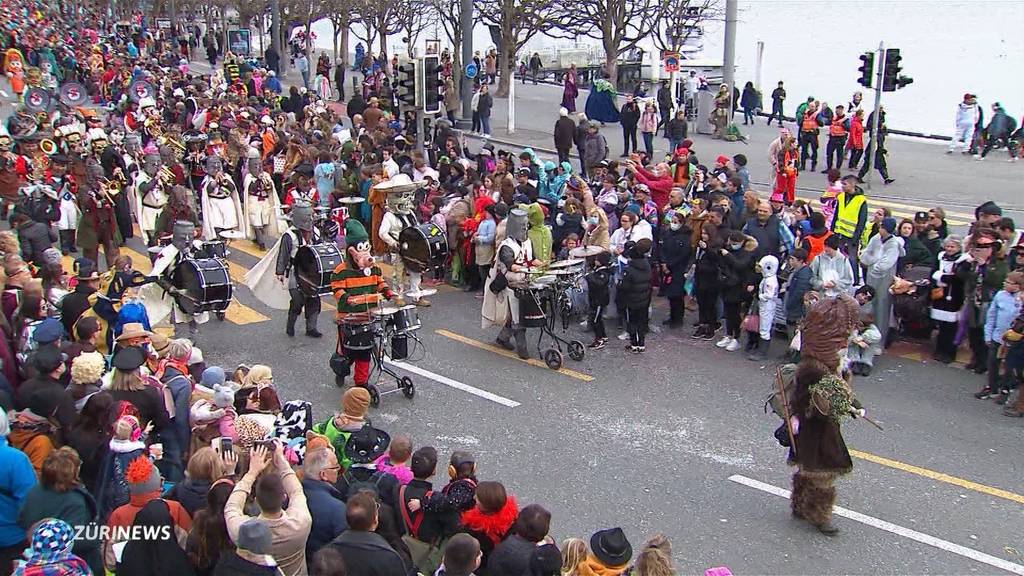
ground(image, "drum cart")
xmin=335 ymin=304 xmax=425 ymax=407
xmin=516 ymin=280 xmax=586 ymax=371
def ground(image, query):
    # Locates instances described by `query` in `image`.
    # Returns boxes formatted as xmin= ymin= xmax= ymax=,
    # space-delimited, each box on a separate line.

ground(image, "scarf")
xmin=577 ymin=555 xmax=627 ymax=576
xmin=459 ymin=495 xmax=518 ymax=546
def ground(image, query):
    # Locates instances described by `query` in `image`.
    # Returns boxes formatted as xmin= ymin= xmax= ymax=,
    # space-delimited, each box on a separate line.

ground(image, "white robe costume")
xmin=132 ymin=171 xmax=168 ymax=235
xmin=200 ymin=175 xmax=245 ymax=241
xmin=242 ymin=171 xmax=283 ymax=240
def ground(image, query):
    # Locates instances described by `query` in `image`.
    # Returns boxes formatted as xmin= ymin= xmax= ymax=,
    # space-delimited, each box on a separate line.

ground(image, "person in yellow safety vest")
xmin=830 ymin=174 xmax=868 ymax=284
xmin=825 ymin=105 xmax=849 ymax=173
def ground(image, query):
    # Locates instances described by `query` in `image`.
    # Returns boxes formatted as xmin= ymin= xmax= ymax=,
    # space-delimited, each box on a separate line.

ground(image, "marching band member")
xmin=378 ymin=182 xmax=430 ymax=307
xmin=47 ymin=154 xmax=80 ymax=254
xmin=482 ymin=208 xmax=536 ymax=359
xmin=133 ymin=150 xmax=171 ymax=245
xmin=79 ymin=161 xmax=121 ymax=268
xmin=200 ymin=155 xmax=245 ymax=241
xmin=242 ymin=147 xmax=282 ymax=250
xmin=331 ymin=219 xmax=395 ymax=387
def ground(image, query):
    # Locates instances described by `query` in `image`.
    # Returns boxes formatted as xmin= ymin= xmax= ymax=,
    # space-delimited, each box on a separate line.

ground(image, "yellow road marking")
xmin=118 ymin=246 xmax=270 ymax=325
xmin=850 ymin=449 xmax=1024 ymax=505
xmin=436 ymin=329 xmax=594 ymax=382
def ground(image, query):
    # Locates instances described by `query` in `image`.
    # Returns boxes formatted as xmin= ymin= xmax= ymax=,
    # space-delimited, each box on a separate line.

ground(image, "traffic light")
xmin=396 ymin=60 xmax=419 ymax=107
xmin=857 ymin=51 xmax=874 ymax=88
xmin=421 ymin=55 xmax=443 ymax=114
xmin=882 ymin=48 xmax=913 ymax=92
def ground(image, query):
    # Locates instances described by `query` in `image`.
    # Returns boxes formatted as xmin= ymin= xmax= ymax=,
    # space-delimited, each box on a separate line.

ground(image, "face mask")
xmin=730 ymin=243 xmax=742 ymax=250
xmin=587 ymin=217 xmax=599 ymax=226
xmin=670 ymin=222 xmax=682 ymax=231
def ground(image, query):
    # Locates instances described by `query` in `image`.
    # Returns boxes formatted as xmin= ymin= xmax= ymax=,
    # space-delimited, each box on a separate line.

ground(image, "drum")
xmin=392 ymin=305 xmax=421 ymax=334
xmin=341 ymin=320 xmax=376 ymax=351
xmin=399 ymin=223 xmax=448 ymax=273
xmin=295 ymin=244 xmax=343 ymax=296
xmin=516 ymin=289 xmax=547 ymax=328
xmin=196 ymin=240 xmax=226 ymax=259
xmin=172 ymin=258 xmax=233 ymax=314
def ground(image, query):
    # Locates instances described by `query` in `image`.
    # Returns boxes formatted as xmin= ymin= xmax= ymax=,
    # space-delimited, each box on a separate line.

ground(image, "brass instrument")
xmin=30 ymin=153 xmax=49 ymax=182
xmin=159 ymin=166 xmax=176 ymax=185
xmin=157 ymin=134 xmax=186 ymax=153
xmin=144 ymin=116 xmax=163 ymax=139
xmin=39 ymin=139 xmax=57 ymax=155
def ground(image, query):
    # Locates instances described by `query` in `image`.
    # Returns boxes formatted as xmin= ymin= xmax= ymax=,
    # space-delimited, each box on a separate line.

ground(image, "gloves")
xmin=853 ymin=408 xmax=866 ymax=419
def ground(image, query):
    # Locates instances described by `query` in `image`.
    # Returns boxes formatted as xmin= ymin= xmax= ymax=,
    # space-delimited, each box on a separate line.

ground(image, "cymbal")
xmin=405 ymin=288 xmax=437 ymax=298
xmin=337 ymin=196 xmax=365 ymax=204
xmin=541 ymin=269 xmax=578 ymax=276
xmin=147 ymin=245 xmax=164 ymax=254
xmin=570 ymin=246 xmax=606 ymax=257
xmin=218 ymin=230 xmax=247 ymax=239
xmin=548 ymin=258 xmax=585 ymax=269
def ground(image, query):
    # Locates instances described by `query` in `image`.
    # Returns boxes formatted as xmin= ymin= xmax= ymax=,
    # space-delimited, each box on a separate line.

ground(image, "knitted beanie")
xmin=341 ymin=387 xmax=370 ymax=419
xmin=126 ymin=456 xmax=161 ymax=495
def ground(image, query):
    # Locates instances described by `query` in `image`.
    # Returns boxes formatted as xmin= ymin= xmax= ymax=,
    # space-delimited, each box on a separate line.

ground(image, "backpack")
xmin=340 ymin=469 xmax=391 ymax=502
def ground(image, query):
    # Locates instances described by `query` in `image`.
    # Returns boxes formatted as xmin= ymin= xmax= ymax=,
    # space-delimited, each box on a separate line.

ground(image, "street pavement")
xmin=70 ymin=231 xmax=1022 ymax=575
xmin=6 ymin=65 xmax=1024 ymax=575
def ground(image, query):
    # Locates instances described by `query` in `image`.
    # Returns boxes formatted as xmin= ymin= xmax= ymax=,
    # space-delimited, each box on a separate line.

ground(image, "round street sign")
xmin=465 ymin=63 xmax=478 ymax=79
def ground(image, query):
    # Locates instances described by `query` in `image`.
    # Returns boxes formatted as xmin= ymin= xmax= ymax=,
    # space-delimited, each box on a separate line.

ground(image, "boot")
xmin=286 ymin=313 xmax=298 ymax=337
xmin=748 ymin=338 xmax=769 ymax=361
xmin=305 ymin=315 xmax=322 ymax=338
xmin=1003 ymin=389 xmax=1024 ymax=417
xmin=514 ymin=328 xmax=529 ymax=360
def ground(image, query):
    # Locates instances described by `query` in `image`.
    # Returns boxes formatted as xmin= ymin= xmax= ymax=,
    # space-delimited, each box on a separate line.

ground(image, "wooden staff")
xmin=776 ymin=366 xmax=797 ymax=456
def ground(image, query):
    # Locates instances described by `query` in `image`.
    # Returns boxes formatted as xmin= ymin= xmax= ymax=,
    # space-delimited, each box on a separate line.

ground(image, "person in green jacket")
xmin=313 ymin=386 xmax=371 ymax=470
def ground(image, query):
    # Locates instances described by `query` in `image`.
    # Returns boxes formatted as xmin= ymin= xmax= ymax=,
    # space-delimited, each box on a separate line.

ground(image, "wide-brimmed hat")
xmin=115 ymin=322 xmax=152 ymax=342
xmin=590 ymin=527 xmax=632 ymax=567
xmin=344 ymin=426 xmax=391 ymax=464
xmin=111 ymin=346 xmax=147 ymax=371
xmin=375 ymin=173 xmax=418 ymax=194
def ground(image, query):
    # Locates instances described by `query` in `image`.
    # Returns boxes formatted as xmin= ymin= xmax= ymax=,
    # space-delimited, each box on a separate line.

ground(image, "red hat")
xmin=716 ymin=155 xmax=730 ymax=165
xmin=964 ymin=93 xmax=976 ymax=99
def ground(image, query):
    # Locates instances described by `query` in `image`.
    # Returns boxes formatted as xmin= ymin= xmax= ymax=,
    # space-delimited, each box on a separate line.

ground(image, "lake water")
xmin=308 ymin=0 xmax=1024 ymax=137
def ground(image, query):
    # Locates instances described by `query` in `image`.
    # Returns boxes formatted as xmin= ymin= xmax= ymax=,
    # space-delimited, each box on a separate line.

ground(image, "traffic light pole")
xmin=864 ymin=41 xmax=886 ymax=188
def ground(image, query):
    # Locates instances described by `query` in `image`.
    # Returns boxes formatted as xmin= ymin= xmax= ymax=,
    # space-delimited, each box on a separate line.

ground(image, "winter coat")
xmin=573 ymin=122 xmax=588 ymax=149
xmin=66 ymin=425 xmax=109 ymax=495
xmin=582 ymin=132 xmax=608 ymax=169
xmin=958 ymin=258 xmax=1008 ymax=328
xmin=477 ymin=93 xmax=493 ymax=118
xmin=897 ymin=234 xmax=934 ymax=271
xmin=740 ymin=87 xmax=759 ymax=109
xmin=955 ymin=102 xmax=980 ymax=127
xmin=640 ymin=109 xmax=658 ymax=134
xmin=0 ymin=437 xmax=36 ymax=547
xmin=987 ymin=109 xmax=1015 ymax=137
xmin=665 ymin=117 xmax=688 ymax=141
xmin=328 ymin=530 xmax=408 ymax=576
xmin=95 ymin=438 xmax=147 ymax=521
xmin=784 ymin=265 xmax=812 ymax=322
xmin=985 ymin=289 xmax=1022 ymax=344
xmin=930 ymin=252 xmax=969 ymax=323
xmin=693 ymin=245 xmax=722 ymax=293
xmin=18 ymin=484 xmax=104 ymax=575
xmin=16 ymin=219 xmax=56 ymax=266
xmin=16 ymin=374 xmax=77 ymax=435
xmin=659 ymin=227 xmax=692 ymax=298
xmin=224 ymin=469 xmax=311 ymax=576
xmin=213 ymin=550 xmax=280 ymax=575
xmin=809 ymin=252 xmax=854 ymax=298
xmin=488 ymin=534 xmax=536 ymax=576
xmin=720 ymin=245 xmax=756 ymax=303
xmin=107 ymin=387 xmax=170 ymax=433
xmin=301 ymin=477 xmax=348 ymax=567
xmin=619 ymin=102 xmax=641 ymax=128
xmin=847 ymin=116 xmax=865 ymax=149
xmin=585 ymin=264 xmax=612 ymax=308
xmin=617 ymin=256 xmax=653 ymax=309
xmin=554 ymin=117 xmax=576 ymax=151
xmin=631 ymin=165 xmax=672 ymax=209
xmin=164 ymin=478 xmax=213 ymax=517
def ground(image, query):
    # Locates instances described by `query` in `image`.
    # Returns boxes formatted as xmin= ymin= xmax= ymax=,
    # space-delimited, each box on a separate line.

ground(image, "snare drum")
xmin=341 ymin=320 xmax=376 ymax=351
xmin=295 ymin=244 xmax=343 ymax=296
xmin=196 ymin=240 xmax=226 ymax=259
xmin=516 ymin=290 xmax=547 ymax=328
xmin=172 ymin=258 xmax=233 ymax=314
xmin=391 ymin=305 xmax=421 ymax=333
xmin=399 ymin=223 xmax=448 ymax=273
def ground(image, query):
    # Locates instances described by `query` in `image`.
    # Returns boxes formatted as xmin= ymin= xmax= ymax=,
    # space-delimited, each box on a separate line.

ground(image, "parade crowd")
xmin=0 ymin=0 xmax=1022 ymax=574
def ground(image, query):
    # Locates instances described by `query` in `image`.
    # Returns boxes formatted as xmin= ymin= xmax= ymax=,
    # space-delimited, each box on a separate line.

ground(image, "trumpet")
xmin=144 ymin=116 xmax=163 ymax=138
xmin=158 ymin=134 xmax=186 ymax=153
xmin=39 ymin=139 xmax=58 ymax=156
xmin=159 ymin=166 xmax=177 ymax=185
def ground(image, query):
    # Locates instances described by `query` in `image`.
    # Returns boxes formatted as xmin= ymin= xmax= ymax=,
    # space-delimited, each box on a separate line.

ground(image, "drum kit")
xmin=399 ymin=222 xmax=448 ymax=273
xmin=513 ymin=257 xmax=591 ymax=371
xmin=333 ymin=289 xmax=433 ymax=407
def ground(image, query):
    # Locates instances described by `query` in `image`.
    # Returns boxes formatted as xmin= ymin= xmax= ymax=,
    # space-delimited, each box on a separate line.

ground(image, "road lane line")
xmin=435 ymin=329 xmax=595 ymax=382
xmin=849 ymin=449 xmax=1024 ymax=505
xmin=728 ymin=474 xmax=1024 ymax=575
xmin=384 ymin=360 xmax=520 ymax=407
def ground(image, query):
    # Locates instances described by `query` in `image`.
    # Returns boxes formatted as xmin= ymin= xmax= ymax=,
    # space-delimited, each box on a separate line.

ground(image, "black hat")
xmin=590 ymin=528 xmax=632 ymax=567
xmin=49 ymin=153 xmax=69 ymax=164
xmin=292 ymin=163 xmax=314 ymax=178
xmin=31 ymin=345 xmax=67 ymax=374
xmin=529 ymin=543 xmax=562 ymax=576
xmin=913 ymin=211 xmax=929 ymax=222
xmin=343 ymin=426 xmax=391 ymax=464
xmin=112 ymin=346 xmax=147 ymax=371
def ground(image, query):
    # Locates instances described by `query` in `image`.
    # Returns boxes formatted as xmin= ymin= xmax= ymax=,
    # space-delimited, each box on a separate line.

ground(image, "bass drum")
xmin=172 ymin=258 xmax=233 ymax=314
xmin=516 ymin=288 xmax=547 ymax=328
xmin=295 ymin=244 xmax=343 ymax=296
xmin=398 ymin=223 xmax=448 ymax=273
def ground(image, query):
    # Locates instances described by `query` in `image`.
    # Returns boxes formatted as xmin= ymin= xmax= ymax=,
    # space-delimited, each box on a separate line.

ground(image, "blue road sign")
xmin=465 ymin=63 xmax=478 ymax=79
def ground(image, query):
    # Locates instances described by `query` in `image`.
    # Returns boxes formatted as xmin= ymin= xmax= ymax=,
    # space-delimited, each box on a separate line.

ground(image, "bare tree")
xmin=325 ymin=0 xmax=358 ymax=65
xmin=650 ymin=0 xmax=722 ymax=53
xmin=550 ymin=0 xmax=662 ymax=89
xmin=425 ymin=0 xmax=464 ymax=73
xmin=353 ymin=0 xmax=407 ymax=59
xmin=477 ymin=0 xmax=555 ymax=97
xmin=396 ymin=0 xmax=437 ymax=58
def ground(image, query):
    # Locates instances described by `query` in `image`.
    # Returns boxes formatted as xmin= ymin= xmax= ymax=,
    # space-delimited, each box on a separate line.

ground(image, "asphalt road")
xmin=6 ymin=65 xmax=1024 ymax=575
xmin=164 ymin=237 xmax=1024 ymax=576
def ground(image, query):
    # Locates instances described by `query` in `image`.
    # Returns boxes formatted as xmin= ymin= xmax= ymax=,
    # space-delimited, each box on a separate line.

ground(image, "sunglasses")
xmin=975 ymin=243 xmax=995 ymax=249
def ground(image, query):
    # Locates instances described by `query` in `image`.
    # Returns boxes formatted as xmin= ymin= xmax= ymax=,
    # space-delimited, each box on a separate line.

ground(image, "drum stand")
xmin=523 ymin=286 xmax=586 ymax=371
xmin=363 ymin=319 xmax=421 ymax=407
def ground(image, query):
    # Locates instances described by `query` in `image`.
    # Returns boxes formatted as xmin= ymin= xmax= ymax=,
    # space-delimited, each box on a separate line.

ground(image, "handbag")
xmin=489 ymin=270 xmax=508 ymax=293
xmin=398 ymin=485 xmax=444 ymax=574
xmin=742 ymin=313 xmax=760 ymax=332
xmin=929 ymin=286 xmax=945 ymax=300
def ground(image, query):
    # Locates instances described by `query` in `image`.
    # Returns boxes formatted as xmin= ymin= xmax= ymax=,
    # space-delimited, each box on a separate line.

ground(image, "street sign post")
xmin=662 ymin=51 xmax=680 ymax=73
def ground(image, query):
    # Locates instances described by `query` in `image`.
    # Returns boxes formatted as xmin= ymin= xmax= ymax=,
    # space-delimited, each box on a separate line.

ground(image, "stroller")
xmin=889 ymin=264 xmax=934 ymax=340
